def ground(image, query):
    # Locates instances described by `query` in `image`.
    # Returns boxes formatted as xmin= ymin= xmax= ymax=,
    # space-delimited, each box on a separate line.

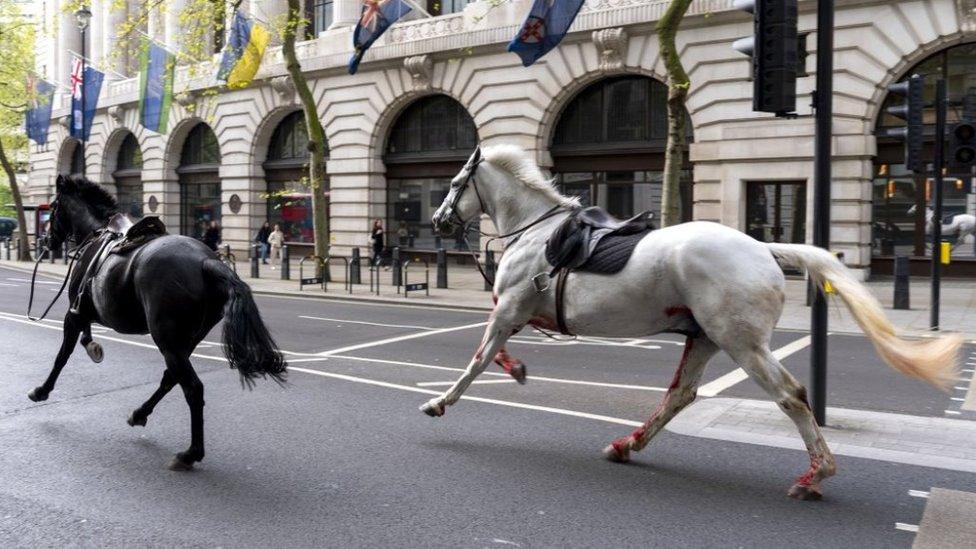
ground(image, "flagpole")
xmin=67 ymin=50 xmax=128 ymax=80
xmin=134 ymin=29 xmax=181 ymax=57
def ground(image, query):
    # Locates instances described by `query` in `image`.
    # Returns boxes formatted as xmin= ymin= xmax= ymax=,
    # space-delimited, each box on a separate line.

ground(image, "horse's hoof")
xmin=167 ymin=455 xmax=195 ymax=472
xmin=127 ymin=412 xmax=147 ymax=427
xmin=603 ymin=441 xmax=631 ymax=464
xmin=509 ymin=363 xmax=527 ymax=385
xmin=420 ymin=400 xmax=444 ymax=417
xmin=788 ymin=483 xmax=823 ymax=501
xmin=27 ymin=387 xmax=49 ymax=402
xmin=85 ymin=341 xmax=104 ymax=363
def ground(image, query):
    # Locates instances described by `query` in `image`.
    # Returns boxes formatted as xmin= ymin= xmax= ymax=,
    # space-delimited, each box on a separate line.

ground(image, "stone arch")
xmin=162 ymin=117 xmax=225 ymax=180
xmin=250 ymin=105 xmax=308 ymax=176
xmin=56 ymin=138 xmax=84 ymax=176
xmin=368 ymin=88 xmax=476 ymax=162
xmin=101 ymin=128 xmax=142 ymax=181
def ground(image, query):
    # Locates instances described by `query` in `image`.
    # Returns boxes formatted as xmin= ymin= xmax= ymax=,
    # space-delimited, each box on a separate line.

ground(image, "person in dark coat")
xmin=255 ymin=221 xmax=271 ymax=264
xmin=370 ymin=219 xmax=384 ymax=266
xmin=203 ymin=220 xmax=221 ymax=252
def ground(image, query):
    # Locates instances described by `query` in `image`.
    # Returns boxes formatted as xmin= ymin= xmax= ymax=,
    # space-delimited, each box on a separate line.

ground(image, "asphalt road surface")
xmin=0 ymin=265 xmax=972 ymax=548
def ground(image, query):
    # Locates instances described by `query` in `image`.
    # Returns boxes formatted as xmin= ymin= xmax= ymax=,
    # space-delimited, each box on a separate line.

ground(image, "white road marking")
xmin=254 ymin=291 xmax=489 ymax=314
xmin=945 ymin=410 xmax=962 ymax=415
xmin=894 ymin=523 xmax=919 ymax=533
xmin=952 ymin=397 xmax=965 ymax=402
xmin=290 ymin=366 xmax=643 ymax=428
xmin=697 ymin=335 xmax=813 ymax=397
xmin=315 ymin=321 xmax=488 ymax=357
xmin=955 ymin=386 xmax=968 ymax=391
xmin=6 ymin=277 xmax=59 ymax=285
xmin=0 ymin=282 xmax=19 ymax=287
xmin=908 ymin=490 xmax=930 ymax=499
xmin=329 ymin=354 xmax=667 ymax=392
xmin=299 ymin=315 xmax=437 ymax=331
xmin=509 ymin=336 xmax=662 ymax=350
xmin=416 ymin=379 xmax=517 ymax=387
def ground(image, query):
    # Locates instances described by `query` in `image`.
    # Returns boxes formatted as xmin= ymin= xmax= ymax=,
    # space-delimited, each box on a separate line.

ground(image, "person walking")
xmin=203 ymin=220 xmax=221 ymax=252
xmin=268 ymin=223 xmax=285 ymax=270
xmin=370 ymin=219 xmax=385 ymax=266
xmin=255 ymin=221 xmax=271 ymax=264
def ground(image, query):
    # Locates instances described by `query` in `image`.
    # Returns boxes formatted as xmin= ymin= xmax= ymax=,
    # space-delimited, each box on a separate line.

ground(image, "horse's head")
xmin=49 ymin=174 xmax=118 ymax=248
xmin=431 ymin=147 xmax=485 ymax=237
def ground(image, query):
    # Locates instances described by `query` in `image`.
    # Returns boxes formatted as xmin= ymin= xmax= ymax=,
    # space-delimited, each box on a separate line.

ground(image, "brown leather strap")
xmin=555 ymin=268 xmax=573 ymax=336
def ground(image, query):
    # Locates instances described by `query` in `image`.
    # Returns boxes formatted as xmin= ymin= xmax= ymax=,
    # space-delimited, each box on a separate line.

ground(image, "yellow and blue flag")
xmin=217 ymin=10 xmax=271 ymax=89
xmin=508 ymin=0 xmax=585 ymax=67
xmin=349 ymin=0 xmax=411 ymax=75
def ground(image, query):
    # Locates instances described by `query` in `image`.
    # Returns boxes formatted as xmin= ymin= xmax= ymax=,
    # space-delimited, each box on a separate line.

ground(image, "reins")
xmin=26 ymin=233 xmax=93 ymax=322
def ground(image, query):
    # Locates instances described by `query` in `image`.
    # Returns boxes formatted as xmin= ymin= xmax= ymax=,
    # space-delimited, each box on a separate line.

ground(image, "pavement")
xmin=0 ymin=262 xmax=975 ymax=547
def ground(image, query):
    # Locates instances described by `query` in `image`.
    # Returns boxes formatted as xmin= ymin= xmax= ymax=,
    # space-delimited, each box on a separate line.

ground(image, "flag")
xmin=25 ymin=76 xmax=55 ymax=145
xmin=69 ymin=57 xmax=104 ymax=141
xmin=217 ymin=10 xmax=271 ymax=89
xmin=508 ymin=0 xmax=585 ymax=67
xmin=349 ymin=0 xmax=411 ymax=75
xmin=138 ymin=38 xmax=175 ymax=134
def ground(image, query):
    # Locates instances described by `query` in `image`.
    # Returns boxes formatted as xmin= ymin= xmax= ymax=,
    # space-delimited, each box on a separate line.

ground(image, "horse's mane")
xmin=58 ymin=175 xmax=119 ymax=221
xmin=482 ymin=144 xmax=581 ymax=208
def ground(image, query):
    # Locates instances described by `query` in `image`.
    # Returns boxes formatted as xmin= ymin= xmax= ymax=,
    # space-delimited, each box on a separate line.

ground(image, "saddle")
xmin=543 ymin=207 xmax=655 ymax=336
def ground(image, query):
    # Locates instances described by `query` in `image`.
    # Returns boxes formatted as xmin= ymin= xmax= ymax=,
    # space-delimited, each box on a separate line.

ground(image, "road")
xmin=0 ymin=264 xmax=973 ymax=548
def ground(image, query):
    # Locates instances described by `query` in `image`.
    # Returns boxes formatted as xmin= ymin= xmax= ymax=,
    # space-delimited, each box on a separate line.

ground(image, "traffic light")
xmin=733 ymin=0 xmax=799 ymax=116
xmin=948 ymin=121 xmax=976 ymax=175
xmin=885 ymin=74 xmax=925 ymax=173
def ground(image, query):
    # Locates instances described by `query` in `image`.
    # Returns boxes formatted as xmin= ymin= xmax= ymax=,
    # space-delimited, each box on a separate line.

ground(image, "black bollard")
xmin=4 ymin=238 xmax=9 ymax=260
xmin=484 ymin=250 xmax=496 ymax=291
xmin=436 ymin=248 xmax=448 ymax=289
xmin=392 ymin=247 xmax=401 ymax=287
xmin=281 ymin=245 xmax=290 ymax=280
xmin=62 ymin=243 xmax=69 ymax=264
xmin=893 ymin=255 xmax=910 ymax=310
xmin=350 ymin=247 xmax=362 ymax=285
xmin=250 ymin=245 xmax=260 ymax=279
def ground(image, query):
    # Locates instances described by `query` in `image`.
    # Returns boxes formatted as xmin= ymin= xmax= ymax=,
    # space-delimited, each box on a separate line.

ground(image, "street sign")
xmin=301 ymin=277 xmax=323 ymax=285
xmin=405 ymin=282 xmax=428 ymax=292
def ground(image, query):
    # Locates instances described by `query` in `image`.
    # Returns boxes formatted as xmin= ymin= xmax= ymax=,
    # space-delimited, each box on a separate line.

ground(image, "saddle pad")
xmin=576 ymin=229 xmax=652 ymax=274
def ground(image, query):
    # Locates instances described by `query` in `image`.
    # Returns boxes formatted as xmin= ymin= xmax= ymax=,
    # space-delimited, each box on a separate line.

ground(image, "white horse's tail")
xmin=766 ymin=243 xmax=961 ymax=389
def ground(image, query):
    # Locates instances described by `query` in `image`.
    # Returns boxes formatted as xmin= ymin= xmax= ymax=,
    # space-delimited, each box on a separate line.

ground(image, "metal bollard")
xmin=392 ymin=247 xmax=401 ymax=287
xmin=63 ymin=243 xmax=69 ymax=264
xmin=224 ymin=244 xmax=232 ymax=260
xmin=893 ymin=255 xmax=910 ymax=310
xmin=280 ymin=245 xmax=290 ymax=280
xmin=250 ymin=245 xmax=260 ymax=279
xmin=50 ymin=242 xmax=56 ymax=263
xmin=484 ymin=250 xmax=496 ymax=291
xmin=4 ymin=238 xmax=9 ymax=260
xmin=350 ymin=247 xmax=362 ymax=285
xmin=436 ymin=248 xmax=448 ymax=289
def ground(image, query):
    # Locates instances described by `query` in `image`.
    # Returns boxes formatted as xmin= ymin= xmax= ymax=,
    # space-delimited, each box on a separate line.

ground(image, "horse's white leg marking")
xmin=733 ymin=346 xmax=836 ymax=500
xmin=603 ymin=335 xmax=718 ymax=463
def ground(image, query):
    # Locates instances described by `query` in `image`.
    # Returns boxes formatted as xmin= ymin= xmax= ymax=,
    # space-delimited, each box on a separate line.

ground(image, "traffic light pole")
xmin=930 ymin=79 xmax=946 ymax=331
xmin=810 ymin=0 xmax=834 ymax=427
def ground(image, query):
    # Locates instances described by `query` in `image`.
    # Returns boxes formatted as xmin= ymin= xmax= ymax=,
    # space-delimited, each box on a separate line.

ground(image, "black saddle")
xmin=941 ymin=213 xmax=956 ymax=226
xmin=545 ymin=207 xmax=654 ymax=275
xmin=110 ymin=216 xmax=168 ymax=255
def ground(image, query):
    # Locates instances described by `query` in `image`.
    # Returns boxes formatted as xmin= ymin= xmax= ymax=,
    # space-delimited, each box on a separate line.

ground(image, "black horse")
xmin=32 ymin=175 xmax=287 ymax=470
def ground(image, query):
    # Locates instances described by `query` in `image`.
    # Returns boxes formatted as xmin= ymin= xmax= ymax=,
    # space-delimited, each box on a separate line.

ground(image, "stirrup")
xmin=531 ymin=272 xmax=551 ymax=292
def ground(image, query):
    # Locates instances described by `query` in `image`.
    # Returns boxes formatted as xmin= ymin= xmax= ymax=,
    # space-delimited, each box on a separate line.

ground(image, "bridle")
xmin=443 ymin=147 xmax=487 ymax=229
xmin=25 ymin=197 xmax=94 ymax=322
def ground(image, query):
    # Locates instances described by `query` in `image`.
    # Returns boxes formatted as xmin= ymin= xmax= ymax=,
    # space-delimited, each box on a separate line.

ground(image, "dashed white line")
xmin=945 ymin=410 xmax=962 ymax=416
xmin=895 ymin=522 xmax=919 ymax=533
xmin=908 ymin=489 xmax=930 ymax=499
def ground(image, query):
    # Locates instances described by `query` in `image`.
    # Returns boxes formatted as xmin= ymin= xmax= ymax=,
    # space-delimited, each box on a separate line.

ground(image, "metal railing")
xmin=298 ymin=255 xmax=326 ymax=291
xmin=323 ymin=255 xmax=352 ymax=294
xmin=401 ymin=258 xmax=430 ymax=298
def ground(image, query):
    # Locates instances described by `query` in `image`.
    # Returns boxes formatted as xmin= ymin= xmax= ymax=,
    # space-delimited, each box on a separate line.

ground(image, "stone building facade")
xmin=26 ymin=0 xmax=976 ymax=277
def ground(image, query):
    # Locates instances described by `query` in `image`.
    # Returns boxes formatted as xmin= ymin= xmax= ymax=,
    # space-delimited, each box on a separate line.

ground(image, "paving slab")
xmin=913 ymin=488 xmax=976 ymax=549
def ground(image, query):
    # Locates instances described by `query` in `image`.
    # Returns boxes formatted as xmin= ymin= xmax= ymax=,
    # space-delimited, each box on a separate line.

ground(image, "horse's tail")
xmin=765 ymin=243 xmax=960 ymax=389
xmin=202 ymin=259 xmax=287 ymax=388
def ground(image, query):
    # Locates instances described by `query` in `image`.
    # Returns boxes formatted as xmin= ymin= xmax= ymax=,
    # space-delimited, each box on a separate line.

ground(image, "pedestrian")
xmin=268 ymin=223 xmax=285 ymax=270
xmin=203 ymin=220 xmax=221 ymax=252
xmin=255 ymin=221 xmax=271 ymax=264
xmin=370 ymin=219 xmax=384 ymax=266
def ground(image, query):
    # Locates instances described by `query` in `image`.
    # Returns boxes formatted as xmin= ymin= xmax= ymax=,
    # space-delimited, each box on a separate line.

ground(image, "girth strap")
xmin=555 ymin=267 xmax=573 ymax=336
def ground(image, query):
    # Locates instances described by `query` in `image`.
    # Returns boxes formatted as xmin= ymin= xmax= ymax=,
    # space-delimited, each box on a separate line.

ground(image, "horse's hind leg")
xmin=604 ymin=335 xmax=718 ymax=463
xmin=160 ymin=351 xmax=205 ymax=471
xmin=127 ymin=370 xmax=176 ymax=427
xmin=28 ymin=313 xmax=83 ymax=402
xmin=734 ymin=347 xmax=836 ymax=500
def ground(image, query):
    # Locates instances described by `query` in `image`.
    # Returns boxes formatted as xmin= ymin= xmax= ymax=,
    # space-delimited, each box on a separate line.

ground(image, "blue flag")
xmin=508 ymin=0 xmax=585 ymax=67
xmin=25 ymin=77 xmax=55 ymax=145
xmin=69 ymin=58 xmax=104 ymax=141
xmin=349 ymin=0 xmax=411 ymax=75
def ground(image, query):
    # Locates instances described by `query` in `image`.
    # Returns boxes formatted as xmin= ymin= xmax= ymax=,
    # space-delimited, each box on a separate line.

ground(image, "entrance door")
xmin=746 ymin=181 xmax=807 ymax=243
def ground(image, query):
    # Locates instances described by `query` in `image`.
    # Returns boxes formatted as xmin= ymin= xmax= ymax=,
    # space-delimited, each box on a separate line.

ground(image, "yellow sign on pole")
xmin=940 ymin=241 xmax=951 ymax=265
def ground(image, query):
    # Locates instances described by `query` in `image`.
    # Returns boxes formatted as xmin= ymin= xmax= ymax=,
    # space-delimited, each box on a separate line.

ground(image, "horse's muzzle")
xmin=432 ymin=215 xmax=458 ymax=237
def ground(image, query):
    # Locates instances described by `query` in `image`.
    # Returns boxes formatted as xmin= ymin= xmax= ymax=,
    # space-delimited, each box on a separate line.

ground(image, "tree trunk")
xmin=284 ymin=0 xmax=329 ymax=274
xmin=0 ymin=137 xmax=31 ymax=261
xmin=657 ymin=0 xmax=693 ymax=228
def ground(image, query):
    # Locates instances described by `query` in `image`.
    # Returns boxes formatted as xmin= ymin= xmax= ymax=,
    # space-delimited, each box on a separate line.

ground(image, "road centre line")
xmin=697 ymin=335 xmax=813 ymax=398
xmin=253 ymin=291 xmax=489 ymax=314
xmin=908 ymin=490 xmax=930 ymax=498
xmin=315 ymin=321 xmax=489 ymax=356
xmin=416 ymin=379 xmax=517 ymax=387
xmin=299 ymin=315 xmax=437 ymax=331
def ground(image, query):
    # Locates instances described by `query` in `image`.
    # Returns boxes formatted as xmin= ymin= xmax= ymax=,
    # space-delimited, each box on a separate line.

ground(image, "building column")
xmin=164 ymin=0 xmax=187 ymax=57
xmin=325 ymin=155 xmax=385 ymax=257
xmin=331 ymin=0 xmax=362 ymax=29
xmin=218 ymin=160 xmax=266 ymax=257
xmin=103 ymin=1 xmax=129 ymax=78
xmin=89 ymin=0 xmax=104 ymax=70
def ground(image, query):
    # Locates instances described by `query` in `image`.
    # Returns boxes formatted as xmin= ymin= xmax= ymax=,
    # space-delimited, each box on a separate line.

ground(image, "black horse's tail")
xmin=203 ymin=259 xmax=287 ymax=388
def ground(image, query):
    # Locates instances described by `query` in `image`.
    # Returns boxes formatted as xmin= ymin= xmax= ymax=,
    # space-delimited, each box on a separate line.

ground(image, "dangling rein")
xmin=26 ymin=235 xmax=91 ymax=322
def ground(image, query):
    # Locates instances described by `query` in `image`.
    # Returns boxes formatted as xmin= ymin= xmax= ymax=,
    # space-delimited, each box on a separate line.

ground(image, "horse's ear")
xmin=471 ymin=147 xmax=482 ymax=165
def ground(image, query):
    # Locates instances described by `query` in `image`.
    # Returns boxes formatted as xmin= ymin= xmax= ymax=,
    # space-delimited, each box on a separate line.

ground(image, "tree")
xmin=0 ymin=0 xmax=37 ymax=261
xmin=657 ymin=0 xmax=693 ymax=228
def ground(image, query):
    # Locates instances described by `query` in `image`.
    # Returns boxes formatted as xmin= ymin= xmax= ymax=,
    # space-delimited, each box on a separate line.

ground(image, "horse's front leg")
xmin=420 ymin=316 xmax=517 ymax=417
xmin=78 ymin=323 xmax=104 ymax=363
xmin=494 ymin=347 xmax=526 ymax=384
xmin=28 ymin=313 xmax=83 ymax=402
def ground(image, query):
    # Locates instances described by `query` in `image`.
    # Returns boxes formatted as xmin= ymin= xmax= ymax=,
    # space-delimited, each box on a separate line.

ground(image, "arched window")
xmin=551 ymin=76 xmax=693 ymax=223
xmin=114 ymin=133 xmax=143 ymax=219
xmin=67 ymin=141 xmax=84 ymax=177
xmin=873 ymin=43 xmax=976 ymax=264
xmin=264 ymin=111 xmax=324 ymax=244
xmin=177 ymin=123 xmax=221 ymax=240
xmin=384 ymin=95 xmax=478 ymax=251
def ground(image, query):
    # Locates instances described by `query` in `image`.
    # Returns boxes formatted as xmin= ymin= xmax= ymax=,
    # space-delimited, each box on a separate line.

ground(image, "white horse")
xmin=422 ymin=144 xmax=961 ymax=500
xmin=907 ymin=204 xmax=976 ymax=250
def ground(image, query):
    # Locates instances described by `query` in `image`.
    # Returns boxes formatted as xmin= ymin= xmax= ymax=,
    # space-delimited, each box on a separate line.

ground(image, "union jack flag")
xmin=349 ymin=0 xmax=410 ymax=74
xmin=70 ymin=57 xmax=84 ymax=99
xmin=360 ymin=0 xmax=387 ymax=32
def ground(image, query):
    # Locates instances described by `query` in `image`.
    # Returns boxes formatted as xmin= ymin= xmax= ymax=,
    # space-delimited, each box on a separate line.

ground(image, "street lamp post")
xmin=75 ymin=6 xmax=92 ymax=177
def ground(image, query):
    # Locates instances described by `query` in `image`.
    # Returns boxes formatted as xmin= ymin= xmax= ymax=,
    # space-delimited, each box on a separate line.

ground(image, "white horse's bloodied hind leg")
xmin=734 ymin=347 xmax=836 ymax=500
xmin=604 ymin=335 xmax=719 ymax=463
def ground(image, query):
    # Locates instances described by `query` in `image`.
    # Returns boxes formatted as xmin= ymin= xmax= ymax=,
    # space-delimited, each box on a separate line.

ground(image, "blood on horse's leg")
xmin=604 ymin=335 xmax=717 ymax=463
xmin=493 ymin=348 xmax=526 ymax=384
